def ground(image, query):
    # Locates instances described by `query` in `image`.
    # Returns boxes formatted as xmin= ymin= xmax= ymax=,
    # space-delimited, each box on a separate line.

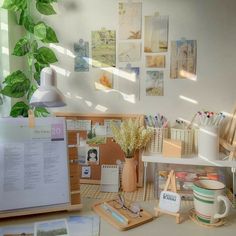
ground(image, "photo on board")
xmin=146 ymin=71 xmax=164 ymax=96
xmin=144 ymin=15 xmax=169 ymax=53
xmin=87 ymin=125 xmax=107 ymax=145
xmin=2 ymin=224 xmax=34 ymax=236
xmin=35 ymin=219 xmax=68 ymax=236
xmin=118 ymin=2 xmax=142 ymax=40
xmin=81 ymin=166 xmax=91 ymax=178
xmin=86 ymin=146 xmax=99 ymax=165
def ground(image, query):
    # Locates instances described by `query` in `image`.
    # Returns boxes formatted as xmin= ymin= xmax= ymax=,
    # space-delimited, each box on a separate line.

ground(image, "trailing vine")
xmin=0 ymin=0 xmax=60 ymax=117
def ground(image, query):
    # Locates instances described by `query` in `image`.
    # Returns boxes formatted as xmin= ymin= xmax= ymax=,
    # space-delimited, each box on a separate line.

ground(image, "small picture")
xmin=118 ymin=42 xmax=141 ymax=62
xmin=146 ymin=71 xmax=164 ymax=96
xmin=78 ymin=145 xmax=87 ymax=165
xmin=86 ymin=147 xmax=99 ymax=165
xmin=35 ymin=219 xmax=68 ymax=236
xmin=74 ymin=39 xmax=89 ymax=72
xmin=3 ymin=224 xmax=34 ymax=236
xmin=94 ymin=69 xmax=114 ymax=91
xmin=146 ymin=55 xmax=165 ymax=68
xmin=87 ymin=125 xmax=107 ymax=145
xmin=81 ymin=166 xmax=91 ymax=178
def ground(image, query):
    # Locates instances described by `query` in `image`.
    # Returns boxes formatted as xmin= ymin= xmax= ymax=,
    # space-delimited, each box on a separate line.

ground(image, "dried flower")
xmin=111 ymin=118 xmax=153 ymax=158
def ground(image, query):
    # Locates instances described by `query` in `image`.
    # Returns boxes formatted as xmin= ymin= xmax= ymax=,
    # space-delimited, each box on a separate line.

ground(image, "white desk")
xmin=142 ymin=152 xmax=236 ymax=200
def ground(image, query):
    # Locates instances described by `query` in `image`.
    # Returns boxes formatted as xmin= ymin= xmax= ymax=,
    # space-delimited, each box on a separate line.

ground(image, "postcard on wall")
xmin=74 ymin=39 xmax=89 ymax=72
xmin=118 ymin=42 xmax=141 ymax=62
xmin=170 ymin=40 xmax=197 ymax=79
xmin=67 ymin=215 xmax=100 ymax=236
xmin=104 ymin=119 xmax=122 ymax=137
xmin=146 ymin=55 xmax=165 ymax=68
xmin=35 ymin=219 xmax=69 ymax=236
xmin=91 ymin=29 xmax=116 ymax=67
xmin=74 ymin=120 xmax=91 ymax=131
xmin=94 ymin=68 xmax=114 ymax=91
xmin=87 ymin=125 xmax=107 ymax=145
xmin=2 ymin=224 xmax=34 ymax=236
xmin=81 ymin=166 xmax=91 ymax=178
xmin=117 ymin=65 xmax=140 ymax=101
xmin=118 ymin=2 xmax=142 ymax=40
xmin=144 ymin=15 xmax=169 ymax=53
xmin=146 ymin=71 xmax=164 ymax=96
xmin=86 ymin=146 xmax=99 ymax=165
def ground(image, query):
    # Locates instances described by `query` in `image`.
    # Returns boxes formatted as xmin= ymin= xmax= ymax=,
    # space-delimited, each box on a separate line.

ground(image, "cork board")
xmin=55 ymin=113 xmax=144 ymax=187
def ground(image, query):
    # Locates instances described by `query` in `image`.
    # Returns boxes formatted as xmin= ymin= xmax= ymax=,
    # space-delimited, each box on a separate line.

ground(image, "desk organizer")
xmin=171 ymin=128 xmax=194 ymax=155
xmin=147 ymin=127 xmax=168 ymax=153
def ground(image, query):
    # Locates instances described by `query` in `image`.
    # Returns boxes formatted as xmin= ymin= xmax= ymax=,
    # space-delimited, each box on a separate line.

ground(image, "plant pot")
xmin=122 ymin=158 xmax=137 ymax=192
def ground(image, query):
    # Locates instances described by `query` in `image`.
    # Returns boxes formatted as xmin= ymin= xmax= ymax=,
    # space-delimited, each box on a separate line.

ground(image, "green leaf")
xmin=2 ymin=0 xmax=27 ymax=11
xmin=35 ymin=47 xmax=58 ymax=64
xmin=42 ymin=26 xmax=59 ymax=43
xmin=27 ymin=84 xmax=37 ymax=101
xmin=34 ymin=62 xmax=48 ymax=73
xmin=1 ymin=70 xmax=30 ymax=98
xmin=31 ymin=40 xmax=38 ymax=53
xmin=12 ymin=37 xmax=30 ymax=56
xmin=18 ymin=10 xmax=26 ymax=25
xmin=34 ymin=71 xmax=40 ymax=84
xmin=23 ymin=15 xmax=35 ymax=33
xmin=34 ymin=22 xmax=47 ymax=40
xmin=34 ymin=107 xmax=50 ymax=117
xmin=10 ymin=101 xmax=29 ymax=117
xmin=37 ymin=0 xmax=57 ymax=3
xmin=36 ymin=2 xmax=56 ymax=15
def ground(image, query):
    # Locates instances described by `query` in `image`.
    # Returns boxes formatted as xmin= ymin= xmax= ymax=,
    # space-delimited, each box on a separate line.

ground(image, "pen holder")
xmin=170 ymin=128 xmax=194 ymax=155
xmin=198 ymin=126 xmax=219 ymax=160
xmin=147 ymin=127 xmax=168 ymax=153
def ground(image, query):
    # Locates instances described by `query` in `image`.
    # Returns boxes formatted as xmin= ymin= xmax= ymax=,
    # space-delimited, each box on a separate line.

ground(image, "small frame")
xmin=81 ymin=166 xmax=91 ymax=178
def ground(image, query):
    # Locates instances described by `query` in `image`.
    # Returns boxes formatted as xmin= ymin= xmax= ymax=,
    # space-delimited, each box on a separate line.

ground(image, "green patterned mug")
xmin=193 ymin=179 xmax=231 ymax=224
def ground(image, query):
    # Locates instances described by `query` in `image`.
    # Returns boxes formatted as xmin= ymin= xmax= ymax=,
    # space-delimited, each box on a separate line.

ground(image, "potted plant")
xmin=111 ymin=118 xmax=153 ymax=192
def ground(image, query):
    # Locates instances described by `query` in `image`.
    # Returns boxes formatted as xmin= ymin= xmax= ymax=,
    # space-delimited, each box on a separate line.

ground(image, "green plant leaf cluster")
xmin=0 ymin=0 xmax=59 ymax=117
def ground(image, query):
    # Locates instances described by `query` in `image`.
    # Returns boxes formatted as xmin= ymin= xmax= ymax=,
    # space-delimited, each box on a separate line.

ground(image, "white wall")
xmin=41 ymin=0 xmax=235 ymax=122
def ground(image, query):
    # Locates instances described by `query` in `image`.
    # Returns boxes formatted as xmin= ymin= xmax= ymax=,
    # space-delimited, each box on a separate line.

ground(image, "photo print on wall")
xmin=117 ymin=64 xmax=140 ymax=101
xmin=86 ymin=147 xmax=99 ymax=165
xmin=146 ymin=71 xmax=164 ymax=96
xmin=118 ymin=2 xmax=142 ymax=40
xmin=74 ymin=39 xmax=89 ymax=72
xmin=146 ymin=55 xmax=166 ymax=68
xmin=118 ymin=42 xmax=141 ymax=62
xmin=91 ymin=28 xmax=116 ymax=67
xmin=94 ymin=68 xmax=114 ymax=91
xmin=170 ymin=39 xmax=197 ymax=79
xmin=144 ymin=15 xmax=169 ymax=53
xmin=87 ymin=125 xmax=107 ymax=145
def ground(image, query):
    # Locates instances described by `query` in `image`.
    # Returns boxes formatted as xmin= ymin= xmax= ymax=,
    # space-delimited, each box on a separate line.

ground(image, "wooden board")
xmin=55 ymin=113 xmax=144 ymax=187
xmin=92 ymin=199 xmax=153 ymax=231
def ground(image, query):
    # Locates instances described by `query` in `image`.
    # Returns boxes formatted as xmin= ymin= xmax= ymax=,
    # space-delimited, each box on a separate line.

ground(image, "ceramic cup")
xmin=198 ymin=126 xmax=219 ymax=160
xmin=193 ymin=179 xmax=231 ymax=224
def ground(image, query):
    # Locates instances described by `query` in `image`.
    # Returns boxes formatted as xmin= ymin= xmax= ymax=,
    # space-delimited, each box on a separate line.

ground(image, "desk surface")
xmin=142 ymin=153 xmax=236 ymax=168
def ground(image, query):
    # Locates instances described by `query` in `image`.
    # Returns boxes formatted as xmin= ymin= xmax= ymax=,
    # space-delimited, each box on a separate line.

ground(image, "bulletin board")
xmin=0 ymin=117 xmax=82 ymax=218
xmin=55 ymin=113 xmax=144 ymax=187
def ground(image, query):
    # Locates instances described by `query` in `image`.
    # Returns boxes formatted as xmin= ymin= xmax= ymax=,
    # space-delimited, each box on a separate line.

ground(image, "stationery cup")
xmin=193 ymin=179 xmax=231 ymax=224
xmin=198 ymin=126 xmax=219 ymax=160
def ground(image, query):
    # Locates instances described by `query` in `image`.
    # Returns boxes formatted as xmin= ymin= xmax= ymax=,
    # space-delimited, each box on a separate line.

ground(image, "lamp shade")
xmin=30 ymin=67 xmax=66 ymax=107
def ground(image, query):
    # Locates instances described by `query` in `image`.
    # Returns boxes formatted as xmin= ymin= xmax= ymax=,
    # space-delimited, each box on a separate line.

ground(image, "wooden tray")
xmin=92 ymin=199 xmax=153 ymax=231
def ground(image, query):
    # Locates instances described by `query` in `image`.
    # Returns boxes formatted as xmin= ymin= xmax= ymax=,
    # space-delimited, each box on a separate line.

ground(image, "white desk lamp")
xmin=30 ymin=67 xmax=66 ymax=107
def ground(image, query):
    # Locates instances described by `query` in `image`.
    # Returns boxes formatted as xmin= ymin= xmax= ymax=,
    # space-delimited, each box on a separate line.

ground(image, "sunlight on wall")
xmin=179 ymin=70 xmax=197 ymax=81
xmin=49 ymin=43 xmax=75 ymax=58
xmin=95 ymin=104 xmax=108 ymax=112
xmin=179 ymin=95 xmax=198 ymax=104
xmin=85 ymin=100 xmax=92 ymax=107
xmin=0 ymin=22 xmax=8 ymax=31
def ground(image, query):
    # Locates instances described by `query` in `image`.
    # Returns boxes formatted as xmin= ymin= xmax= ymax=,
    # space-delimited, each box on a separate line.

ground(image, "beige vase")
xmin=122 ymin=158 xmax=137 ymax=192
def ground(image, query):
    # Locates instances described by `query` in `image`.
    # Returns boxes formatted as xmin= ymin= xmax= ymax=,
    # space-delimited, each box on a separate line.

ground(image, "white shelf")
xmin=142 ymin=152 xmax=236 ymax=168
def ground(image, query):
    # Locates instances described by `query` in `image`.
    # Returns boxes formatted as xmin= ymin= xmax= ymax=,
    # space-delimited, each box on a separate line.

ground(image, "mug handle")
xmin=214 ymin=195 xmax=231 ymax=219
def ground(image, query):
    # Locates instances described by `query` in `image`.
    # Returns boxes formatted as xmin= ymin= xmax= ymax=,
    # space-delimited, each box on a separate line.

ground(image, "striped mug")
xmin=193 ymin=179 xmax=231 ymax=224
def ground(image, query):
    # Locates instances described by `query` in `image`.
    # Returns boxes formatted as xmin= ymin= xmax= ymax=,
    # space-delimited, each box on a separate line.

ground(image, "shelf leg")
xmin=143 ymin=162 xmax=148 ymax=201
